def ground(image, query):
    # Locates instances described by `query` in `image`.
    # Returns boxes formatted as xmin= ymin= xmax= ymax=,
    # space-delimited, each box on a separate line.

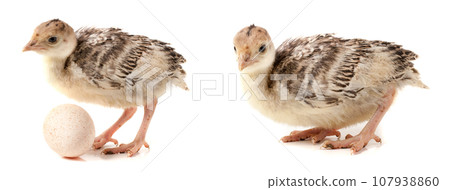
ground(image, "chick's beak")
xmin=238 ymin=53 xmax=253 ymax=71
xmin=22 ymin=40 xmax=40 ymax=52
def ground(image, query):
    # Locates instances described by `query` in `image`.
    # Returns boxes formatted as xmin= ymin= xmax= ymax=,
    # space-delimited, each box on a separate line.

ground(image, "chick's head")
xmin=23 ymin=19 xmax=76 ymax=59
xmin=233 ymin=25 xmax=275 ymax=73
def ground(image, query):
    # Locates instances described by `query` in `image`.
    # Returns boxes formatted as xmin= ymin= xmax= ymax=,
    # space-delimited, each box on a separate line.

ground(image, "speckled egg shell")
xmin=43 ymin=104 xmax=95 ymax=157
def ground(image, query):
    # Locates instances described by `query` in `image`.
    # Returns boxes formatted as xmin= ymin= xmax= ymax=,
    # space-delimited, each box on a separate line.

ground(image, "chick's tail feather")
xmin=415 ymin=80 xmax=429 ymax=89
xmin=409 ymin=68 xmax=429 ymax=89
xmin=173 ymin=79 xmax=189 ymax=91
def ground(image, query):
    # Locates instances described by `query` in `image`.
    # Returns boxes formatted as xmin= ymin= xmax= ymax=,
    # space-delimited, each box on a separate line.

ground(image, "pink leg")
xmin=93 ymin=107 xmax=137 ymax=149
xmin=281 ymin=128 xmax=341 ymax=144
xmin=103 ymin=98 xmax=157 ymax=157
xmin=322 ymin=86 xmax=396 ymax=154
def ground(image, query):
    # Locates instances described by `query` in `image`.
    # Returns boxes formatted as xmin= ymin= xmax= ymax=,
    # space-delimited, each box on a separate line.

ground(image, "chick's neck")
xmin=242 ymin=51 xmax=275 ymax=98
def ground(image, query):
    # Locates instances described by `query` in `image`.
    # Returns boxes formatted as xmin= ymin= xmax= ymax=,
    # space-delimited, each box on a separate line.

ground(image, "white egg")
xmin=43 ymin=104 xmax=95 ymax=158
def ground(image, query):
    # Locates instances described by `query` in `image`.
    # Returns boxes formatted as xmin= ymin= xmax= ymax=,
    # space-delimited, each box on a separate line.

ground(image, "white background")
xmin=0 ymin=0 xmax=449 ymax=189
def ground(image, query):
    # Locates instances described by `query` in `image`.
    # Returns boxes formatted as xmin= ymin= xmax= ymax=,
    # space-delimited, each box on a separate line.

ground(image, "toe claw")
xmin=93 ymin=143 xmax=101 ymax=149
xmin=373 ymin=136 xmax=381 ymax=143
xmin=281 ymin=136 xmax=293 ymax=143
xmin=127 ymin=149 xmax=138 ymax=157
xmin=322 ymin=141 xmax=334 ymax=149
xmin=110 ymin=138 xmax=118 ymax=145
xmin=350 ymin=145 xmax=359 ymax=154
xmin=311 ymin=137 xmax=322 ymax=144
xmin=289 ymin=130 xmax=300 ymax=136
xmin=93 ymin=135 xmax=119 ymax=149
xmin=335 ymin=132 xmax=341 ymax=139
xmin=345 ymin=134 xmax=353 ymax=139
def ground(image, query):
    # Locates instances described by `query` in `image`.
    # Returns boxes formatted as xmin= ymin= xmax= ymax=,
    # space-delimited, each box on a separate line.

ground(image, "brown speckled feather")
xmin=269 ymin=34 xmax=425 ymax=108
xmin=64 ymin=27 xmax=187 ymax=90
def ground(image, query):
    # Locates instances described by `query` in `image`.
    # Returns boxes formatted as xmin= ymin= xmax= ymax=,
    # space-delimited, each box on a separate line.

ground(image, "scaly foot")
xmin=92 ymin=107 xmax=137 ymax=149
xmin=322 ymin=133 xmax=381 ymax=154
xmin=93 ymin=133 xmax=118 ymax=149
xmin=102 ymin=139 xmax=150 ymax=157
xmin=322 ymin=86 xmax=395 ymax=154
xmin=101 ymin=99 xmax=156 ymax=157
xmin=281 ymin=128 xmax=341 ymax=144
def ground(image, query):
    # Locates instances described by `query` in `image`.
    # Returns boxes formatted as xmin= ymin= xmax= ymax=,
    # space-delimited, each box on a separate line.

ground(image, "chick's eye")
xmin=234 ymin=46 xmax=236 ymax=52
xmin=48 ymin=36 xmax=58 ymax=43
xmin=259 ymin=45 xmax=266 ymax=53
